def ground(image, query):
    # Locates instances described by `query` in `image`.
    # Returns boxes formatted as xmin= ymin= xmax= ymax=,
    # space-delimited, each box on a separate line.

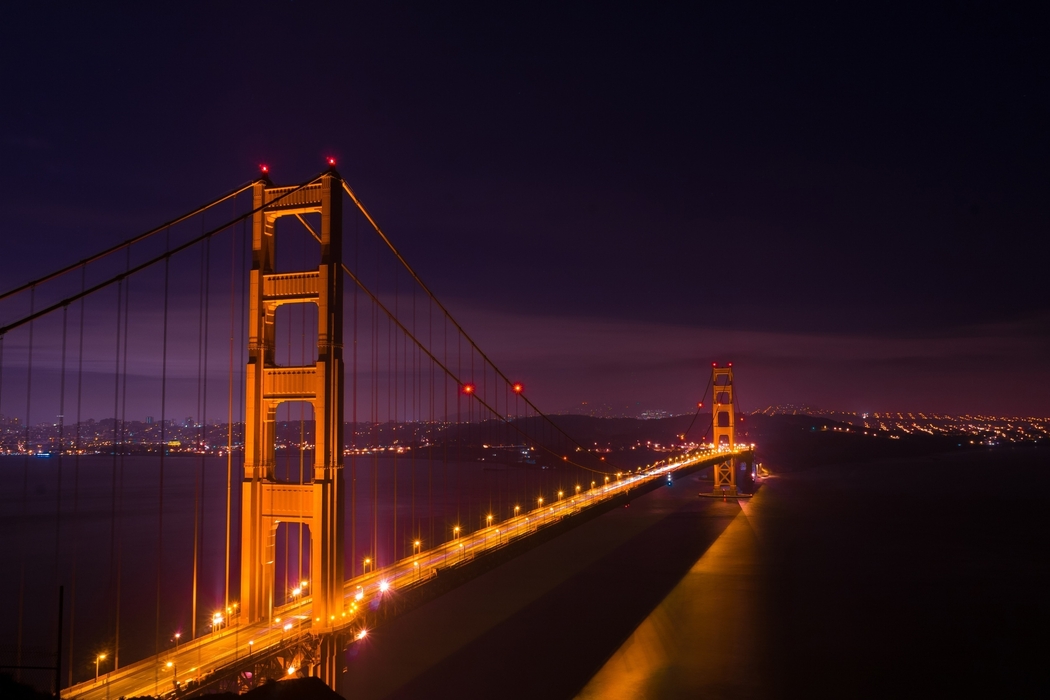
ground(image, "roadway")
xmin=62 ymin=445 xmax=749 ymax=699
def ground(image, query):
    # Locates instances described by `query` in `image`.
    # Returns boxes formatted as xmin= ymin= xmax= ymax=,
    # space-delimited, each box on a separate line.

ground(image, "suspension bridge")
xmin=0 ymin=163 xmax=754 ymax=698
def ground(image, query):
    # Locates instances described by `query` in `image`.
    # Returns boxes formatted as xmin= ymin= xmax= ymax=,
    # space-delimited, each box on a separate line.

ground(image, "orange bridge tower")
xmin=711 ymin=363 xmax=738 ymax=495
xmin=240 ymin=170 xmax=345 ymax=633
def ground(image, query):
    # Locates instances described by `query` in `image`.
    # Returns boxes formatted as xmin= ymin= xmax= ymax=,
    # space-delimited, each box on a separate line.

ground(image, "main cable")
xmin=0 ymin=183 xmax=254 ymax=303
xmin=341 ymin=181 xmax=615 ymax=472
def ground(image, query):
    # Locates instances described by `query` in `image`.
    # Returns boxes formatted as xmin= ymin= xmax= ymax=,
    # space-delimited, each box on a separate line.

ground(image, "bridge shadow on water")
xmin=339 ymin=469 xmax=748 ymax=699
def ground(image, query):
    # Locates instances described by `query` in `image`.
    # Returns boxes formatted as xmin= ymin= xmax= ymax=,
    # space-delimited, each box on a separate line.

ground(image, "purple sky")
xmin=1 ymin=3 xmax=1047 ymax=416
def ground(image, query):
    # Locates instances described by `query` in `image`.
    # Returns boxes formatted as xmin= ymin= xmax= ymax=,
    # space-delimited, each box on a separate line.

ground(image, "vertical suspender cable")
xmin=54 ymin=306 xmax=68 ymax=591
xmin=192 ymin=235 xmax=211 ymax=640
xmin=16 ymin=288 xmax=35 ymax=675
xmin=224 ymin=216 xmax=236 ymax=616
xmin=115 ymin=258 xmax=131 ymax=671
xmin=154 ymin=242 xmax=171 ymax=692
xmin=107 ymin=281 xmax=122 ymax=671
xmin=68 ymin=270 xmax=85 ymax=685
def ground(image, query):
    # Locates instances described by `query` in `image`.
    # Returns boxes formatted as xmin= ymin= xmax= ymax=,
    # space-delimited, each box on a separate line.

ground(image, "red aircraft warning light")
xmin=259 ymin=164 xmax=269 ymax=174
xmin=697 ymin=402 xmax=704 ymax=409
xmin=462 ymin=383 xmax=476 ymax=395
xmin=512 ymin=382 xmax=524 ymax=393
xmin=326 ymin=156 xmax=337 ymax=167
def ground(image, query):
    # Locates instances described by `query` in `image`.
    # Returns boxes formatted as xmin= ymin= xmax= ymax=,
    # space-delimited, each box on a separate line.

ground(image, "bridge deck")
xmin=61 ymin=447 xmax=749 ymax=699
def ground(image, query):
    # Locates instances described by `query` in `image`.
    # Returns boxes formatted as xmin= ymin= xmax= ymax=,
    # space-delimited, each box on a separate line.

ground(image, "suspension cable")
xmin=293 ymin=214 xmax=609 ymax=474
xmin=0 ymin=183 xmax=254 ymax=302
xmin=0 ymin=174 xmax=324 ymax=337
xmin=340 ymin=181 xmax=614 ymax=470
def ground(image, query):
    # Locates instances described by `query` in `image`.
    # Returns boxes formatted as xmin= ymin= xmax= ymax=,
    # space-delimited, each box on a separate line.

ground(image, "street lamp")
xmin=453 ymin=526 xmax=461 ymax=540
xmin=166 ymin=661 xmax=177 ymax=688
xmin=248 ymin=640 xmax=254 ymax=656
xmin=95 ymin=653 xmax=106 ymax=682
xmin=514 ymin=505 xmax=520 ymax=517
xmin=173 ymin=631 xmax=181 ymax=653
xmin=413 ymin=540 xmax=421 ymax=555
xmin=364 ymin=557 xmax=372 ymax=574
xmin=576 ymin=485 xmax=581 ymax=496
xmin=486 ymin=514 xmax=493 ymax=527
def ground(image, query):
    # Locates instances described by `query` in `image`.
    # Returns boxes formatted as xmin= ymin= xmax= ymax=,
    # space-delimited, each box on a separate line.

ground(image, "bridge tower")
xmin=711 ymin=363 xmax=737 ymax=495
xmin=240 ymin=170 xmax=345 ymax=635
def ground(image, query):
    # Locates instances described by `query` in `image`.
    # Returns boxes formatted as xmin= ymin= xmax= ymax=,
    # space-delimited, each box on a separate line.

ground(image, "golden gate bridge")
xmin=0 ymin=162 xmax=753 ymax=698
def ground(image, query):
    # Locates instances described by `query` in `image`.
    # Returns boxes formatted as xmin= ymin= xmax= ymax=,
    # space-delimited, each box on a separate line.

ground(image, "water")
xmin=0 ymin=450 xmax=582 ymax=687
xmin=335 ymin=446 xmax=1050 ymax=699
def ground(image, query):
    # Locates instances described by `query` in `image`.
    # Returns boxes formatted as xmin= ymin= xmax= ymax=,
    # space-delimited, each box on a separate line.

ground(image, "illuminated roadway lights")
xmin=173 ymin=631 xmax=181 ymax=652
xmin=486 ymin=514 xmax=493 ymax=527
xmin=514 ymin=505 xmax=520 ymax=517
xmin=166 ymin=661 xmax=178 ymax=687
xmin=355 ymin=586 xmax=364 ymax=602
xmin=364 ymin=557 xmax=372 ymax=574
xmin=453 ymin=526 xmax=461 ymax=540
xmin=95 ymin=653 xmax=107 ymax=683
xmin=379 ymin=579 xmax=391 ymax=594
xmin=512 ymin=382 xmax=524 ymax=394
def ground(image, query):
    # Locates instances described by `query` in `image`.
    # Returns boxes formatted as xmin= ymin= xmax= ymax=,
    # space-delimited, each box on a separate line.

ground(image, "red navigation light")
xmin=462 ymin=383 xmax=475 ymax=395
xmin=563 ymin=456 xmax=569 ymax=461
xmin=697 ymin=402 xmax=704 ymax=409
xmin=728 ymin=362 xmax=733 ymax=367
xmin=712 ymin=362 xmax=718 ymax=367
xmin=512 ymin=382 xmax=524 ymax=393
xmin=326 ymin=156 xmax=337 ymax=167
xmin=259 ymin=164 xmax=269 ymax=174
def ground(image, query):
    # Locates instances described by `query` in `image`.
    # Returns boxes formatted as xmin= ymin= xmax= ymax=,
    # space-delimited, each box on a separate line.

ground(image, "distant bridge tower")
xmin=240 ymin=170 xmax=345 ymax=637
xmin=711 ymin=363 xmax=737 ymax=495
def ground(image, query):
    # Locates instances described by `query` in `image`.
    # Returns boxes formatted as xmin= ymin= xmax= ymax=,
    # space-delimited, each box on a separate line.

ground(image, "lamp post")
xmin=95 ymin=654 xmax=106 ymax=683
xmin=413 ymin=540 xmax=421 ymax=555
xmin=173 ymin=631 xmax=180 ymax=653
xmin=453 ymin=526 xmax=461 ymax=540
xmin=514 ymin=505 xmax=520 ymax=518
xmin=364 ymin=557 xmax=372 ymax=574
xmin=166 ymin=661 xmax=177 ymax=689
xmin=486 ymin=514 xmax=493 ymax=527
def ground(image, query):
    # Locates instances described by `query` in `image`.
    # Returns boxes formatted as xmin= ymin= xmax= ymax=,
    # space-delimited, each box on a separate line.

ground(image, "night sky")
xmin=2 ymin=3 xmax=1047 ymax=415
